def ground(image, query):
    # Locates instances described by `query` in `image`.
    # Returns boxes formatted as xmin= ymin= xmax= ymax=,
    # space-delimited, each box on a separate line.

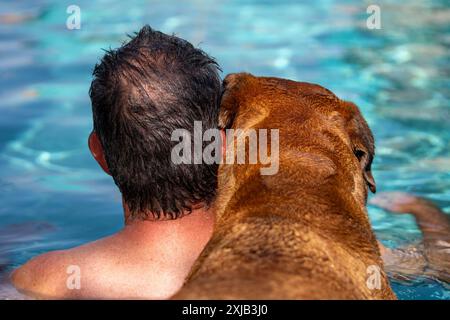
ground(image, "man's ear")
xmin=88 ymin=131 xmax=111 ymax=175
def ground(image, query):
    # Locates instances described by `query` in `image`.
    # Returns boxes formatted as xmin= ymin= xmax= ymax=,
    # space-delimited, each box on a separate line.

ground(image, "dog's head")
xmin=219 ymin=73 xmax=376 ymax=203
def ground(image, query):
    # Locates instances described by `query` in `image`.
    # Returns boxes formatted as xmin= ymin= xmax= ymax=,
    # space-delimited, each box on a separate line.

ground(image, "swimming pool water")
xmin=0 ymin=0 xmax=449 ymax=299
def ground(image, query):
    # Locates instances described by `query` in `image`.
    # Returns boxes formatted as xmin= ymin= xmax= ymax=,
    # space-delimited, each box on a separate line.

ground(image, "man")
xmin=11 ymin=25 xmax=222 ymax=299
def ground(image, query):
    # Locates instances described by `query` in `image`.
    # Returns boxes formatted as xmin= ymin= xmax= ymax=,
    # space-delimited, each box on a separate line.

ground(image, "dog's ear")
xmin=343 ymin=101 xmax=376 ymax=194
xmin=219 ymin=73 xmax=252 ymax=129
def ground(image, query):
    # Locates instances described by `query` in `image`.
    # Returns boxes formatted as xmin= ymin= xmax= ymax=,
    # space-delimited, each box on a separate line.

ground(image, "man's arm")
xmin=371 ymin=192 xmax=450 ymax=282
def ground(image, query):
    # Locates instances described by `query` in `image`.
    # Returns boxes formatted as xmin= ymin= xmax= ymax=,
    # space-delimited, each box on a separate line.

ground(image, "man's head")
xmin=89 ymin=25 xmax=222 ymax=220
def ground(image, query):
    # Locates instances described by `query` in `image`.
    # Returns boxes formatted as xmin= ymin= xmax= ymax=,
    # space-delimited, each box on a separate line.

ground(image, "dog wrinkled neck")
xmin=284 ymin=149 xmax=337 ymax=180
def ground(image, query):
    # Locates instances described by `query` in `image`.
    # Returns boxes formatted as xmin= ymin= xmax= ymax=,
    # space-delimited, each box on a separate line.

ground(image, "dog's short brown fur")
xmin=174 ymin=73 xmax=396 ymax=299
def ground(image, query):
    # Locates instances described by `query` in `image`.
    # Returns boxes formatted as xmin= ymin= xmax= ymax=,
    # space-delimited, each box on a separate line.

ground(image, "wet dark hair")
xmin=89 ymin=25 xmax=222 ymax=220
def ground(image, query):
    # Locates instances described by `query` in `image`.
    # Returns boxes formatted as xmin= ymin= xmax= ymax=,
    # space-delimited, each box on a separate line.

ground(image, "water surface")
xmin=0 ymin=0 xmax=449 ymax=299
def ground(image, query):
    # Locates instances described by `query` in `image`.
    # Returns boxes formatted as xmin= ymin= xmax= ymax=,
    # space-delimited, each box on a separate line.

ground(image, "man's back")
xmin=12 ymin=209 xmax=214 ymax=299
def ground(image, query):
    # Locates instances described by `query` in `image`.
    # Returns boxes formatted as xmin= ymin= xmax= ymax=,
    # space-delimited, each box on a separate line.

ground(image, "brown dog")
xmin=174 ymin=73 xmax=396 ymax=299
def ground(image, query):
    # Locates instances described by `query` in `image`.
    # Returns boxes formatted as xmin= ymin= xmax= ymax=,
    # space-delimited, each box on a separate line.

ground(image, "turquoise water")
xmin=0 ymin=0 xmax=449 ymax=299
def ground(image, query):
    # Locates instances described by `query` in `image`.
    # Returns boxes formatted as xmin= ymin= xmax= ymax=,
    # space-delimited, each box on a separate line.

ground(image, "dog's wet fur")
xmin=174 ymin=73 xmax=396 ymax=299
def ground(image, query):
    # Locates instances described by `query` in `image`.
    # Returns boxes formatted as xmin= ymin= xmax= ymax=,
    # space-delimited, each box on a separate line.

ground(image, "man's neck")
xmin=123 ymin=200 xmax=209 ymax=224
xmin=122 ymin=206 xmax=215 ymax=238
xmin=119 ymin=200 xmax=215 ymax=265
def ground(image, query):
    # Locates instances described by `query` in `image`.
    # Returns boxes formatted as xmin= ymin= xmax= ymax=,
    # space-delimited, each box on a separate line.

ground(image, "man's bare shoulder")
xmin=11 ymin=249 xmax=71 ymax=299
xmin=10 ymin=233 xmax=186 ymax=299
xmin=11 ymin=237 xmax=115 ymax=299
